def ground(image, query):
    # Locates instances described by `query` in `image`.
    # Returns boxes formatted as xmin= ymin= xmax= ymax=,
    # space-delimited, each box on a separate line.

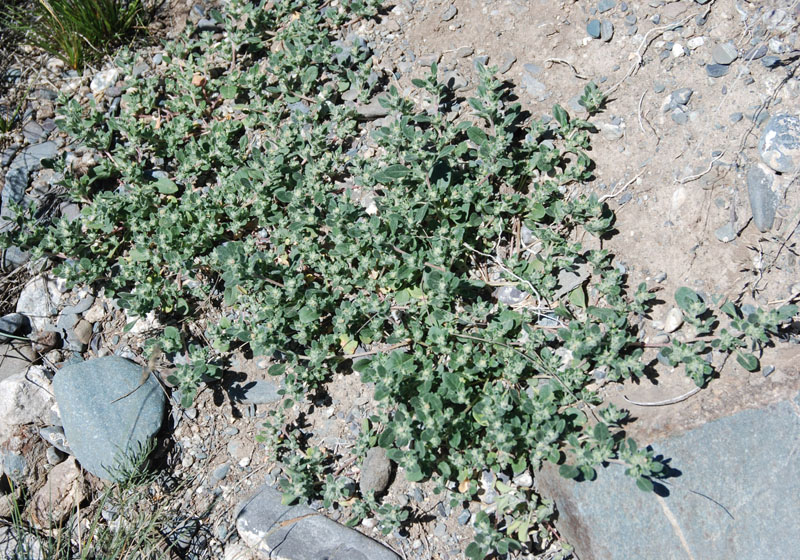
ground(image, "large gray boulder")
xmin=52 ymin=356 xmax=165 ymax=481
xmin=236 ymin=485 xmax=400 ymax=560
xmin=536 ymin=392 xmax=800 ymax=559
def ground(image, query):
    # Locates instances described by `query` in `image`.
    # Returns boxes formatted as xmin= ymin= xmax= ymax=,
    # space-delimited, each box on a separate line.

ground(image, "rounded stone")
xmin=52 ymin=356 xmax=165 ymax=481
xmin=712 ymin=42 xmax=738 ymax=65
xmin=359 ymin=447 xmax=393 ymax=496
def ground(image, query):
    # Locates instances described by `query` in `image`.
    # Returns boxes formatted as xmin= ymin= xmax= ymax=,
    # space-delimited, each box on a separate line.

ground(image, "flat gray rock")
xmin=228 ymin=379 xmax=281 ymax=405
xmin=537 ymin=392 xmax=800 ymax=560
xmin=237 ymin=486 xmax=400 ymax=560
xmin=52 ymin=356 xmax=165 ymax=481
xmin=758 ymin=114 xmax=800 ymax=172
xmin=747 ymin=164 xmax=778 ymax=232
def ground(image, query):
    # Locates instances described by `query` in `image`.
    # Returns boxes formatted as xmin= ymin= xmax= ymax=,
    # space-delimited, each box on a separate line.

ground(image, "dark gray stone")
xmin=61 ymin=295 xmax=95 ymax=316
xmin=0 ymin=313 xmax=28 ymax=341
xmin=359 ymin=447 xmax=393 ymax=496
xmin=237 ymin=485 xmax=400 ymax=560
xmin=228 ymin=380 xmax=281 ymax=405
xmin=537 ymin=392 xmax=800 ymax=560
xmin=1 ymin=450 xmax=27 ymax=482
xmin=712 ymin=42 xmax=738 ymax=65
xmin=52 ymin=356 xmax=165 ymax=481
xmin=21 ymin=122 xmax=47 ymax=143
xmin=758 ymin=114 xmax=800 ymax=173
xmin=1 ymin=145 xmax=20 ymax=167
xmin=762 ymin=55 xmax=781 ymax=68
xmin=597 ymin=0 xmax=616 ymax=13
xmin=12 ymin=141 xmax=57 ymax=172
xmin=743 ymin=45 xmax=767 ymax=60
xmin=600 ymin=20 xmax=614 ymax=41
xmin=587 ymin=19 xmax=601 ymax=38
xmin=706 ymin=63 xmax=730 ymax=77
xmin=747 ymin=165 xmax=778 ymax=232
xmin=210 ymin=462 xmax=230 ymax=484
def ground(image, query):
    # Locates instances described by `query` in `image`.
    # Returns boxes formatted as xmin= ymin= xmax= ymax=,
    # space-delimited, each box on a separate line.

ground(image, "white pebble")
xmin=664 ymin=308 xmax=684 ymax=333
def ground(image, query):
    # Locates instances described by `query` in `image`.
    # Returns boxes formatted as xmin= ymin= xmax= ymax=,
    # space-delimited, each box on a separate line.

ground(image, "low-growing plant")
xmin=1 ymin=0 xmax=796 ymax=557
xmin=1 ymin=0 xmax=154 ymax=70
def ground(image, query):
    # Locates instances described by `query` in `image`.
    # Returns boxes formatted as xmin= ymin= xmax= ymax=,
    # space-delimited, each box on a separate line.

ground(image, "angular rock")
xmin=442 ymin=71 xmax=468 ymax=91
xmin=498 ymin=52 xmax=517 ymax=74
xmin=0 ymin=343 xmax=37 ymax=382
xmin=21 ymin=121 xmax=47 ymax=144
xmin=747 ymin=164 xmax=778 ymax=232
xmin=597 ymin=0 xmax=616 ymax=13
xmin=0 ymin=526 xmax=44 ymax=560
xmin=600 ymin=20 xmax=614 ymax=42
xmin=586 ymin=19 xmax=601 ymax=38
xmin=31 ymin=457 xmax=85 ymax=527
xmin=236 ymin=485 xmax=400 ymax=560
xmin=90 ymin=68 xmax=119 ymax=94
xmin=758 ymin=114 xmax=800 ymax=173
xmin=52 ymin=357 xmax=165 ymax=481
xmin=521 ymin=73 xmax=549 ymax=101
xmin=359 ymin=447 xmax=393 ymax=496
xmin=228 ymin=380 xmax=281 ymax=405
xmin=355 ymin=100 xmax=390 ymax=120
xmin=537 ymin=392 xmax=800 ymax=560
xmin=663 ymin=307 xmax=684 ymax=333
xmin=0 ymin=366 xmax=55 ymax=442
xmin=16 ymin=276 xmax=62 ymax=331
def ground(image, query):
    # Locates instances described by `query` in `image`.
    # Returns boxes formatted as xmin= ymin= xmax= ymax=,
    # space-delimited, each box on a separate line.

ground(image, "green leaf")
xmin=593 ymin=422 xmax=610 ymax=441
xmin=568 ymin=285 xmax=587 ymax=308
xmin=219 ymin=84 xmax=238 ymax=99
xmin=636 ymin=477 xmax=654 ymax=492
xmin=675 ymin=287 xmax=703 ymax=314
xmin=163 ymin=326 xmax=180 ymax=340
xmin=378 ymin=427 xmax=394 ymax=448
xmin=129 ymin=247 xmax=148 ymax=262
xmin=298 ymin=306 xmax=320 ymax=324
xmin=375 ymin=164 xmax=409 ymax=182
xmin=467 ymin=126 xmax=487 ymax=145
xmin=552 ymin=104 xmax=569 ymax=128
xmin=736 ymin=351 xmax=759 ymax=372
xmin=528 ymin=202 xmax=546 ymax=222
xmin=405 ymin=464 xmax=425 ymax=482
xmin=559 ymin=464 xmax=579 ymax=479
xmin=352 ymin=358 xmax=372 ymax=372
xmin=154 ymin=177 xmax=178 ymax=194
xmin=268 ymin=364 xmax=286 ymax=376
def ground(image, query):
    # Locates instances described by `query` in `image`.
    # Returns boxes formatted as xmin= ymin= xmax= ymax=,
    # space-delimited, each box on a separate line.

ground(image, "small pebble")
xmin=600 ymin=20 xmax=614 ymax=42
xmin=706 ymin=63 xmax=731 ymax=78
xmin=587 ymin=19 xmax=601 ymax=38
